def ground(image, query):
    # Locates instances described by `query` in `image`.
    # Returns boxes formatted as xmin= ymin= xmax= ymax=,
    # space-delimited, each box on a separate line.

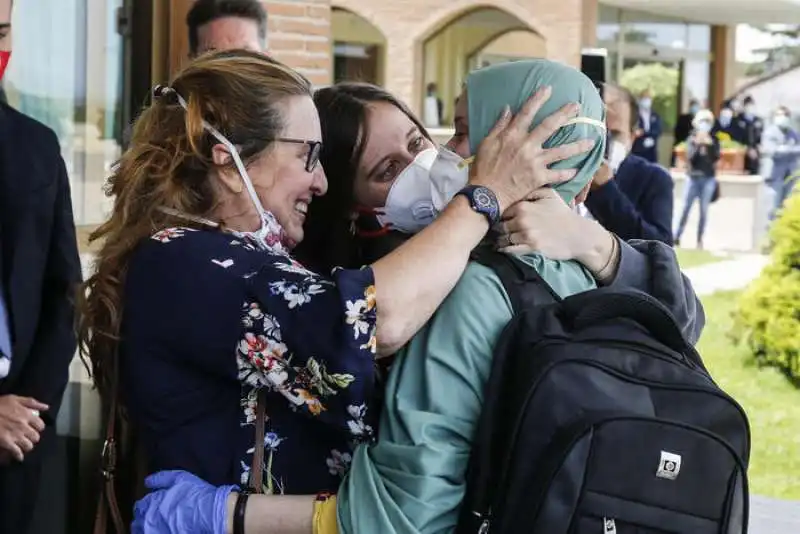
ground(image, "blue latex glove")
xmin=132 ymin=470 xmax=238 ymax=534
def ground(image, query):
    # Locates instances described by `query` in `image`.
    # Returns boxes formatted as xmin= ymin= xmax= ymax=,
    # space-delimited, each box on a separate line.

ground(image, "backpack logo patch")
xmin=656 ymin=451 xmax=682 ymax=480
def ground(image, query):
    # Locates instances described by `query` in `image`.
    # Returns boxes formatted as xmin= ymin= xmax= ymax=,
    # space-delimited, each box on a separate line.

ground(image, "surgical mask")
xmin=720 ymin=109 xmax=733 ymax=123
xmin=695 ymin=121 xmax=712 ymax=133
xmin=745 ymin=105 xmax=756 ymax=117
xmin=689 ymin=104 xmax=700 ymax=115
xmin=639 ymin=98 xmax=652 ymax=110
xmin=0 ymin=51 xmax=10 ymax=82
xmin=775 ymin=115 xmax=791 ymax=129
xmin=166 ymin=86 xmax=290 ymax=254
xmin=607 ymin=140 xmax=628 ymax=174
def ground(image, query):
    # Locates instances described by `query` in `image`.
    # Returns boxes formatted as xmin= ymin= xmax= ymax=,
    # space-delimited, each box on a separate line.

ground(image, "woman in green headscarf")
xmin=132 ymin=60 xmax=705 ymax=534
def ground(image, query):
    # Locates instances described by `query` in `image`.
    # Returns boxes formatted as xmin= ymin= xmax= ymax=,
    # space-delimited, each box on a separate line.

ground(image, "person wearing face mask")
xmin=630 ymin=88 xmax=662 ymax=163
xmin=583 ymin=83 xmax=674 ymax=244
xmin=79 ymin=50 xmax=594 ymax=532
xmin=713 ymin=102 xmax=737 ymax=139
xmin=760 ymin=106 xmax=800 ymax=221
xmin=132 ymin=60 xmax=705 ymax=534
xmin=0 ymin=1 xmax=83 ymax=533
xmin=734 ymin=95 xmax=764 ymax=175
xmin=674 ymin=109 xmax=721 ymax=249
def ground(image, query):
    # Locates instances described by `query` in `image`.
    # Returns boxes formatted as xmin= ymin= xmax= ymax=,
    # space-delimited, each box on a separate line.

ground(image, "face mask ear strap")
xmin=564 ymin=117 xmax=607 ymax=131
xmin=166 ymin=85 xmax=273 ymax=236
xmin=353 ymin=206 xmax=392 ymax=237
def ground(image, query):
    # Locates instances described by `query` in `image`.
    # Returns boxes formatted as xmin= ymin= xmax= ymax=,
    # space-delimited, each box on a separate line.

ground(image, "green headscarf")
xmin=466 ymin=59 xmax=605 ymax=297
xmin=466 ymin=59 xmax=606 ymax=204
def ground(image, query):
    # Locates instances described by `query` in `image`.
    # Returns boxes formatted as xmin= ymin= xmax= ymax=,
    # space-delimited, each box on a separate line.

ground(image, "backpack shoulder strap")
xmin=470 ymin=246 xmax=562 ymax=313
xmin=458 ymin=248 xmax=561 ymax=533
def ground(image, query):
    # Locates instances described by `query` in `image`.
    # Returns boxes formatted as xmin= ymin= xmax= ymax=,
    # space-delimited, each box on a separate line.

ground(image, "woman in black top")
xmin=675 ymin=109 xmax=721 ymax=249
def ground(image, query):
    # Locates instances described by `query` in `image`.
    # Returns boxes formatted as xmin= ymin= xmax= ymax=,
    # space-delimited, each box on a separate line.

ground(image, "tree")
xmin=619 ymin=62 xmax=680 ymax=128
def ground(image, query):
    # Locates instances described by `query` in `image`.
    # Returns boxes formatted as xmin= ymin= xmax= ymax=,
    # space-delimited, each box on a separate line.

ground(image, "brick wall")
xmin=334 ymin=0 xmax=586 ymax=113
xmin=172 ymin=0 xmax=588 ymax=107
xmin=262 ymin=0 xmax=333 ymax=86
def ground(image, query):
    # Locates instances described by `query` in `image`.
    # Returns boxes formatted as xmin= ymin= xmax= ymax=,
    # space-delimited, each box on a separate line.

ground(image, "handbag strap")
xmin=249 ymin=389 xmax=267 ymax=493
xmin=93 ymin=356 xmax=126 ymax=534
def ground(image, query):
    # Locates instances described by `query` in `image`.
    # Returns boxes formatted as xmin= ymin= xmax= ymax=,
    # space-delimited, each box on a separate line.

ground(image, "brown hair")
xmin=77 ymin=48 xmax=311 ymax=397
xmin=293 ymin=82 xmax=430 ymax=274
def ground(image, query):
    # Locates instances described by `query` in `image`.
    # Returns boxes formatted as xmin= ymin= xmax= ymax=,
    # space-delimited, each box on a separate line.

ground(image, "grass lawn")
xmin=698 ymin=290 xmax=800 ymax=500
xmin=675 ymin=247 xmax=728 ymax=269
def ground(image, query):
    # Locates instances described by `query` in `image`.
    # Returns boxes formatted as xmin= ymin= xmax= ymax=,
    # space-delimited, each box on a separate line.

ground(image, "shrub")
xmin=734 ymin=186 xmax=800 ymax=384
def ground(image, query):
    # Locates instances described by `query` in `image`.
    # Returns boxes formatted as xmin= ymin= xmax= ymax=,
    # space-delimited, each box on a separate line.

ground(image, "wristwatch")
xmin=454 ymin=185 xmax=501 ymax=226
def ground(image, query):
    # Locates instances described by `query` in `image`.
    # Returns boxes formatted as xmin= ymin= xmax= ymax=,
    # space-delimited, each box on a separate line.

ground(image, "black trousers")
xmin=0 ymin=428 xmax=54 ymax=534
xmin=0 ymin=454 xmax=43 ymax=534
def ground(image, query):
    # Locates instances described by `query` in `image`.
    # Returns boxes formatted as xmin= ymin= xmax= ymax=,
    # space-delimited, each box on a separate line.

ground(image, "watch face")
xmin=473 ymin=187 xmax=495 ymax=210
xmin=472 ymin=186 xmax=500 ymax=223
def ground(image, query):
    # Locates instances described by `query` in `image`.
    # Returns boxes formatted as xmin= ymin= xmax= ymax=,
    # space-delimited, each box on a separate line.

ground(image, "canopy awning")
xmin=601 ymin=0 xmax=800 ymax=25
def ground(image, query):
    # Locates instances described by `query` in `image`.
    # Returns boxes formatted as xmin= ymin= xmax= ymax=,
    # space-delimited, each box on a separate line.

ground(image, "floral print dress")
xmin=120 ymin=227 xmax=379 ymax=494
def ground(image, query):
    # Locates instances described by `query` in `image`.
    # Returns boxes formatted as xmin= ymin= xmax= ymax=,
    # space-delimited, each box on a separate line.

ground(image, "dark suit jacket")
xmin=0 ymin=102 xmax=81 ymax=428
xmin=632 ymin=111 xmax=663 ymax=163
xmin=585 ymin=154 xmax=674 ymax=245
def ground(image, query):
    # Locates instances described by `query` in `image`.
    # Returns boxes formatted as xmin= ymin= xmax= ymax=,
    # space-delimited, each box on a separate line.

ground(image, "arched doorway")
xmin=420 ymin=7 xmax=544 ymax=128
xmin=468 ymin=29 xmax=545 ymax=70
xmin=331 ymin=8 xmax=386 ymax=86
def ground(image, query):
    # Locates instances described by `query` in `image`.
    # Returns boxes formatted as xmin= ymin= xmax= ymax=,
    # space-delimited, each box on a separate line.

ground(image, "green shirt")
xmin=337 ymin=254 xmax=595 ymax=533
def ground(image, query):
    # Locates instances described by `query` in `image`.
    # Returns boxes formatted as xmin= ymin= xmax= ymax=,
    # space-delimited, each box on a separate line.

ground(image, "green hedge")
xmin=734 ymin=187 xmax=800 ymax=384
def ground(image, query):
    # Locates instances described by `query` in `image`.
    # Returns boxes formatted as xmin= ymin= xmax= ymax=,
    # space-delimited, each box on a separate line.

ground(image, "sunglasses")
xmin=277 ymin=138 xmax=323 ymax=173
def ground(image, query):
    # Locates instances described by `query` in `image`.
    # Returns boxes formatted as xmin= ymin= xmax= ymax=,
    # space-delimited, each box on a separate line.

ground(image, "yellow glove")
xmin=313 ymin=494 xmax=338 ymax=534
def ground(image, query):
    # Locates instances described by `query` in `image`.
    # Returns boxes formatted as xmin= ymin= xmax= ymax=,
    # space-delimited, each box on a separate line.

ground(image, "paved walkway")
xmin=683 ymin=253 xmax=770 ymax=296
xmin=749 ymin=495 xmax=800 ymax=534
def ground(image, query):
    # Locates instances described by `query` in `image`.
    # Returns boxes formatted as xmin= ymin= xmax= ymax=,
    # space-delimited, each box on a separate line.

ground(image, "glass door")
xmin=5 ymin=0 xmax=127 ymax=228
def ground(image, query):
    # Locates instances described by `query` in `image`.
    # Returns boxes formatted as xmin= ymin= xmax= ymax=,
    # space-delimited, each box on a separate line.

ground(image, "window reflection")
xmin=596 ymin=3 xmax=711 ymax=116
xmin=4 ymin=0 xmax=123 ymax=226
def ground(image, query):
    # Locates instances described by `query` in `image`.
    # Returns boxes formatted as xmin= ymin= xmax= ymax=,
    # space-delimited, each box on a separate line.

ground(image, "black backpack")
xmin=457 ymin=249 xmax=751 ymax=534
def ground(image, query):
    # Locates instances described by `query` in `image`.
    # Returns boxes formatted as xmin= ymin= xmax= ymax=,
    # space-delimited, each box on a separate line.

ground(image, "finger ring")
xmin=31 ymin=410 xmax=39 ymax=418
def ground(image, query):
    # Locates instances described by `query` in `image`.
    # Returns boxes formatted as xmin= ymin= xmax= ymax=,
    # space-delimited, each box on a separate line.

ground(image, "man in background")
xmin=631 ymin=88 xmax=663 ymax=163
xmin=760 ymin=106 xmax=800 ymax=222
xmin=584 ymin=84 xmax=674 ymax=244
xmin=734 ymin=95 xmax=763 ymax=175
xmin=714 ymin=101 xmax=737 ymax=139
xmin=122 ymin=0 xmax=269 ymax=149
xmin=423 ymin=82 xmax=444 ymax=128
xmin=186 ymin=0 xmax=268 ymax=57
xmin=0 ymin=0 xmax=82 ymax=532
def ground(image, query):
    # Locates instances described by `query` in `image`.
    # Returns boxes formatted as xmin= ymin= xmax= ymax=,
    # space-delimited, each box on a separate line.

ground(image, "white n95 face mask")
xmin=375 ymin=147 xmax=471 ymax=234
xmin=375 ymin=148 xmax=439 ymax=234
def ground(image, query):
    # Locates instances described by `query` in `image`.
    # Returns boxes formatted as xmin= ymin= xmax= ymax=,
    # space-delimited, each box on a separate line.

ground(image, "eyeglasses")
xmin=277 ymin=138 xmax=323 ymax=173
